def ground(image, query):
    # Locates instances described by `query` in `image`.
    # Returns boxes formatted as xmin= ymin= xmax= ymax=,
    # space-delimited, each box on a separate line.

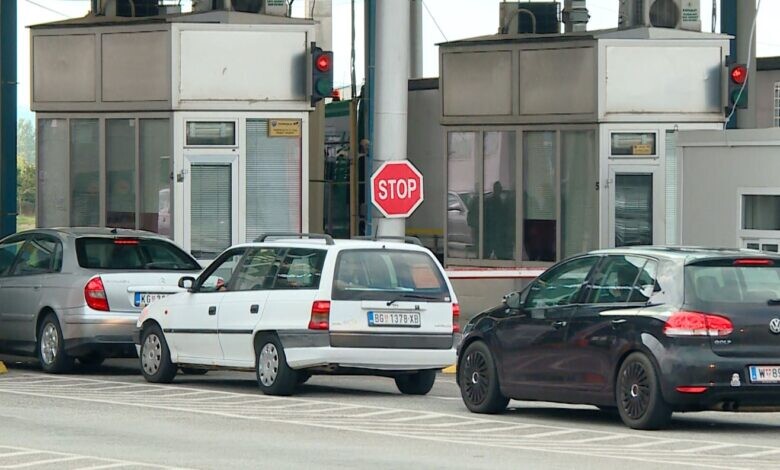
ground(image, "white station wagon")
xmin=135 ymin=234 xmax=460 ymax=396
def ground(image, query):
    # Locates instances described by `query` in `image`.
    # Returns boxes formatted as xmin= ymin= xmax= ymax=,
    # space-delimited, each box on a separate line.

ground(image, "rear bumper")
xmin=60 ymin=307 xmax=139 ymax=356
xmin=284 ymin=345 xmax=457 ymax=370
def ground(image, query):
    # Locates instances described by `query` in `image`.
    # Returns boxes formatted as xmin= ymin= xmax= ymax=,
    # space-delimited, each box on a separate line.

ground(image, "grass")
xmin=17 ymin=214 xmax=35 ymax=232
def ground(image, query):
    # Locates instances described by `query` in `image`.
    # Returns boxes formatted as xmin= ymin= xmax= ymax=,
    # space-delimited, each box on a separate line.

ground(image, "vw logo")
xmin=770 ymin=318 xmax=780 ymax=335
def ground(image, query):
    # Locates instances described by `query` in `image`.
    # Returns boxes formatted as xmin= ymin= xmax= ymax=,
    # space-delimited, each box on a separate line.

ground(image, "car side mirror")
xmin=447 ymin=203 xmax=462 ymax=213
xmin=503 ymin=291 xmax=522 ymax=310
xmin=178 ymin=276 xmax=196 ymax=291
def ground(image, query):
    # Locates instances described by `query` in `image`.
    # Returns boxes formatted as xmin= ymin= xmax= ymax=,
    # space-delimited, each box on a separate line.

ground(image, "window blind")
xmin=190 ymin=165 xmax=232 ymax=259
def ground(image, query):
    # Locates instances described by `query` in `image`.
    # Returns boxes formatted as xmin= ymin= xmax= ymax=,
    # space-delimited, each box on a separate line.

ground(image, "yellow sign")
xmin=268 ymin=119 xmax=301 ymax=137
xmin=632 ymin=144 xmax=653 ymax=155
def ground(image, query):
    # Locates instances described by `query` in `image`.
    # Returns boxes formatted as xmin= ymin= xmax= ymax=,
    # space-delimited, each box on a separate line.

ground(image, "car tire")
xmin=37 ymin=313 xmax=74 ymax=374
xmin=458 ymin=341 xmax=509 ymax=414
xmin=139 ymin=324 xmax=177 ymax=384
xmin=616 ymin=352 xmax=672 ymax=430
xmin=255 ymin=334 xmax=298 ymax=396
xmin=77 ymin=353 xmax=105 ymax=367
xmin=180 ymin=367 xmax=208 ymax=375
xmin=395 ymin=370 xmax=437 ymax=395
xmin=296 ymin=372 xmax=312 ymax=385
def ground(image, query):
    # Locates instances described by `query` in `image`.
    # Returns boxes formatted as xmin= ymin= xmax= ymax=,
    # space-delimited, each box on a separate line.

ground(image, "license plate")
xmin=134 ymin=292 xmax=169 ymax=308
xmin=748 ymin=366 xmax=780 ymax=384
xmin=367 ymin=311 xmax=421 ymax=328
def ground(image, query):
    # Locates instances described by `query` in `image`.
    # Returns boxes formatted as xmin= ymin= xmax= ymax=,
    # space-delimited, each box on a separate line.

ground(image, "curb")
xmin=0 ymin=361 xmax=7 ymax=375
xmin=442 ymin=364 xmax=456 ymax=374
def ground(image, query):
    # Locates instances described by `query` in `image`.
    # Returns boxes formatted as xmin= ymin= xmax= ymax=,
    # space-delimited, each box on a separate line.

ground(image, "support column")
xmin=373 ymin=1 xmax=410 ymax=238
xmin=735 ymin=0 xmax=757 ymax=129
xmin=410 ymin=0 xmax=423 ymax=79
xmin=0 ymin=0 xmax=18 ymax=237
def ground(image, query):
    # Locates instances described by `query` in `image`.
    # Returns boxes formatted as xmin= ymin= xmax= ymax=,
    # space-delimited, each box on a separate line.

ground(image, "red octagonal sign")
xmin=370 ymin=161 xmax=424 ymax=218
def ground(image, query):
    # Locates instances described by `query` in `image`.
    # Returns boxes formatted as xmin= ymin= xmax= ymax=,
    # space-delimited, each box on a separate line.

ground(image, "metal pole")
xmin=0 ymin=0 xmax=18 ymax=237
xmin=373 ymin=0 xmax=410 ymax=238
xmin=721 ymin=0 xmax=737 ymax=128
xmin=410 ymin=0 xmax=423 ymax=78
xmin=364 ymin=0 xmax=376 ymax=236
xmin=735 ymin=0 xmax=757 ymax=129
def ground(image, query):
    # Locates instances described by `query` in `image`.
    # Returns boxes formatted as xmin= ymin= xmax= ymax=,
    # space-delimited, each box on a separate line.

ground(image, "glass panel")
xmin=762 ymin=244 xmax=779 ymax=253
xmin=523 ymin=131 xmax=557 ymax=262
xmin=11 ymin=239 xmax=57 ymax=276
xmin=200 ymin=250 xmax=245 ymax=293
xmin=610 ymin=132 xmax=656 ymax=156
xmin=685 ymin=264 xmax=780 ymax=305
xmin=191 ymin=164 xmax=232 ymax=259
xmin=186 ymin=121 xmax=236 ymax=146
xmin=230 ymin=248 xmax=283 ymax=291
xmin=525 ymin=256 xmax=597 ymax=309
xmin=140 ymin=119 xmax=172 ymax=237
xmin=746 ymin=242 xmax=760 ymax=250
xmin=742 ymin=195 xmax=780 ymax=230
xmin=106 ymin=119 xmax=137 ymax=229
xmin=665 ymin=131 xmax=679 ymax=244
xmin=447 ymin=132 xmax=478 ymax=259
xmin=245 ymin=120 xmax=302 ymax=240
xmin=75 ymin=238 xmax=200 ymax=270
xmin=774 ymin=82 xmax=780 ymax=127
xmin=615 ymin=174 xmax=653 ymax=247
xmin=70 ymin=119 xmax=100 ymax=227
xmin=274 ymin=248 xmax=327 ymax=289
xmin=0 ymin=239 xmax=26 ymax=276
xmin=587 ymin=255 xmax=652 ymax=304
xmin=38 ymin=119 xmax=68 ymax=227
xmin=561 ymin=130 xmax=597 ymax=258
xmin=483 ymin=131 xmax=516 ymax=260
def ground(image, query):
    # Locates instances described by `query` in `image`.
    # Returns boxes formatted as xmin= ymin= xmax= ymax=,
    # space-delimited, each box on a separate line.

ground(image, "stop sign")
xmin=370 ymin=161 xmax=424 ymax=218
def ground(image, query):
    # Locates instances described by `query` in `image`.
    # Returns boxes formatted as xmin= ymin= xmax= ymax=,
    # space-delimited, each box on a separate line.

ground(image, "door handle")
xmin=33 ymin=286 xmax=41 ymax=291
xmin=611 ymin=318 xmax=627 ymax=328
xmin=250 ymin=304 xmax=259 ymax=314
xmin=552 ymin=320 xmax=567 ymax=329
xmin=208 ymin=306 xmax=217 ymax=315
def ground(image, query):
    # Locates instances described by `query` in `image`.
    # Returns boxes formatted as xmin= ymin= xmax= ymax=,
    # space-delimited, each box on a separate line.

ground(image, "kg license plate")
xmin=748 ymin=365 xmax=780 ymax=384
xmin=368 ymin=311 xmax=421 ymax=327
xmin=134 ymin=292 xmax=169 ymax=308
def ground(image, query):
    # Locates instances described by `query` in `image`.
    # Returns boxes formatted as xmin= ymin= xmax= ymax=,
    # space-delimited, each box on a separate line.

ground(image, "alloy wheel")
xmin=462 ymin=349 xmax=490 ymax=405
xmin=142 ymin=334 xmax=163 ymax=376
xmin=258 ymin=343 xmax=279 ymax=386
xmin=619 ymin=360 xmax=651 ymax=420
xmin=40 ymin=323 xmax=58 ymax=365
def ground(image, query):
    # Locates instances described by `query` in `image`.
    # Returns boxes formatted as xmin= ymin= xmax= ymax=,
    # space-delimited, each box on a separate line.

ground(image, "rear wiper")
xmin=767 ymin=298 xmax=780 ymax=305
xmin=386 ymin=294 xmax=439 ymax=306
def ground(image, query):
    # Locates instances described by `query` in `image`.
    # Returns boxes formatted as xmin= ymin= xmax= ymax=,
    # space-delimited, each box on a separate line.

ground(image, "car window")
xmin=11 ymin=238 xmax=58 ymax=276
xmin=525 ymin=256 xmax=598 ymax=309
xmin=229 ymin=248 xmax=283 ymax=291
xmin=199 ymin=249 xmax=247 ymax=293
xmin=685 ymin=261 xmax=780 ymax=306
xmin=586 ymin=255 xmax=654 ymax=304
xmin=274 ymin=249 xmax=326 ymax=290
xmin=0 ymin=239 xmax=26 ymax=276
xmin=76 ymin=237 xmax=200 ymax=271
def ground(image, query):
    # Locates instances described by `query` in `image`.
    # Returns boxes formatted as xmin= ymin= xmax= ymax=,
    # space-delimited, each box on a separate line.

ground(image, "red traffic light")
xmin=730 ymin=65 xmax=747 ymax=85
xmin=315 ymin=54 xmax=332 ymax=73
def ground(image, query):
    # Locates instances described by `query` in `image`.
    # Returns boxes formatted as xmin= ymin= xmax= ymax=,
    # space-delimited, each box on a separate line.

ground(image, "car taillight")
xmin=85 ymin=276 xmax=110 ymax=312
xmin=663 ymin=310 xmax=733 ymax=337
xmin=308 ymin=301 xmax=330 ymax=330
xmin=452 ymin=303 xmax=461 ymax=333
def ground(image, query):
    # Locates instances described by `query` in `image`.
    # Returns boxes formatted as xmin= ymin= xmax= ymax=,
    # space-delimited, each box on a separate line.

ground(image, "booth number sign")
xmin=269 ymin=120 xmax=302 ymax=137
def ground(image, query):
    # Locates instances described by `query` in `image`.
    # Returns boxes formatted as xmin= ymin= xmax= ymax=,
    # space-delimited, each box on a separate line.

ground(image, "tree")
xmin=16 ymin=119 xmax=37 ymax=217
xmin=17 ymin=119 xmax=35 ymax=164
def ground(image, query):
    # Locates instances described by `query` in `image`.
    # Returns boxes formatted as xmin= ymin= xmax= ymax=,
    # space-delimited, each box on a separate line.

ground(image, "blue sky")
xmin=16 ymin=0 xmax=780 ymax=120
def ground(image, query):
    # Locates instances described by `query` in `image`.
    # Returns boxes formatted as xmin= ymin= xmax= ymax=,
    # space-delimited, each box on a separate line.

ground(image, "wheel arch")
xmin=35 ymin=307 xmax=59 ymax=341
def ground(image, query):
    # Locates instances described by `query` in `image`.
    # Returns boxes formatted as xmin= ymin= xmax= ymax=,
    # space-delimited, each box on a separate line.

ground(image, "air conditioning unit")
xmin=191 ymin=0 xmax=288 ymax=16
xmin=618 ymin=0 xmax=701 ymax=31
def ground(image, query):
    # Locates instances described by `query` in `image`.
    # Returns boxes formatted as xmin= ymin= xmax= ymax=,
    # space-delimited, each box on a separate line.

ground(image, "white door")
xmin=607 ymin=165 xmax=663 ymax=248
xmin=183 ymin=155 xmax=239 ymax=260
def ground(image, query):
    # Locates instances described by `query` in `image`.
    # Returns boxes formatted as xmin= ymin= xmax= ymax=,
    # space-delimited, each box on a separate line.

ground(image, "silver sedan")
xmin=0 ymin=228 xmax=201 ymax=373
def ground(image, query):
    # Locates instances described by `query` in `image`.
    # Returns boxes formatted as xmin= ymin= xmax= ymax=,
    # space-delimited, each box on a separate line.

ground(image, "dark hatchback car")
xmin=457 ymin=247 xmax=780 ymax=430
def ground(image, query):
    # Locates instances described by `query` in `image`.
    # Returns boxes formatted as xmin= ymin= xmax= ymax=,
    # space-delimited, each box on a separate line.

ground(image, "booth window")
xmin=774 ymin=82 xmax=780 ymax=127
xmin=38 ymin=119 xmax=69 ymax=227
xmin=523 ymin=132 xmax=556 ymax=262
xmin=70 ymin=119 xmax=100 ymax=227
xmin=610 ymin=132 xmax=656 ymax=157
xmin=186 ymin=121 xmax=236 ymax=146
xmin=107 ymin=119 xmax=137 ymax=229
xmin=446 ymin=132 xmax=479 ymax=259
xmin=483 ymin=132 xmax=516 ymax=260
xmin=140 ymin=120 xmax=172 ymax=236
xmin=561 ymin=130 xmax=598 ymax=258
xmin=741 ymin=192 xmax=780 ymax=253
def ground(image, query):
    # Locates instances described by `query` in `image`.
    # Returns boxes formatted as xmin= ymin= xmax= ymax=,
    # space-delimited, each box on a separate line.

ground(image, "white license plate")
xmin=368 ymin=311 xmax=421 ymax=328
xmin=748 ymin=366 xmax=780 ymax=384
xmin=134 ymin=292 xmax=169 ymax=308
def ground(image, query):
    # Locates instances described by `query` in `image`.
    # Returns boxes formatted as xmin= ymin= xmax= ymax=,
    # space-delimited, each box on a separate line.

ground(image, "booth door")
xmin=607 ymin=165 xmax=662 ymax=248
xmin=183 ymin=155 xmax=239 ymax=260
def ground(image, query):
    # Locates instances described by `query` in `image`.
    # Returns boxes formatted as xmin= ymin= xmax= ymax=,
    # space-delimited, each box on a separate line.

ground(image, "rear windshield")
xmin=76 ymin=237 xmax=201 ymax=271
xmin=685 ymin=262 xmax=780 ymax=308
xmin=332 ymin=249 xmax=450 ymax=301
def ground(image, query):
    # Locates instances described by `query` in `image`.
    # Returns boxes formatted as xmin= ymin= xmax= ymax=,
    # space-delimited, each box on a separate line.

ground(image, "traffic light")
xmin=311 ymin=43 xmax=333 ymax=106
xmin=727 ymin=63 xmax=748 ymax=110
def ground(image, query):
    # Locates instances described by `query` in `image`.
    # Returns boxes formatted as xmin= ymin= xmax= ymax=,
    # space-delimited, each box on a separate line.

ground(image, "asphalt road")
xmin=2 ymin=355 xmax=780 ymax=470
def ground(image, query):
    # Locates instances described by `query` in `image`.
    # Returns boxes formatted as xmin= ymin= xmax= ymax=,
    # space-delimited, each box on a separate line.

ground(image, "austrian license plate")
xmin=368 ymin=311 xmax=421 ymax=328
xmin=134 ymin=292 xmax=169 ymax=308
xmin=748 ymin=365 xmax=780 ymax=384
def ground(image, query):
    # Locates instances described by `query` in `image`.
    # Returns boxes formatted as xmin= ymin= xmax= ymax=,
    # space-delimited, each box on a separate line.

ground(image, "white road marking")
xmin=0 ymin=445 xmax=188 ymax=470
xmin=4 ymin=456 xmax=85 ymax=468
xmin=735 ymin=448 xmax=780 ymax=458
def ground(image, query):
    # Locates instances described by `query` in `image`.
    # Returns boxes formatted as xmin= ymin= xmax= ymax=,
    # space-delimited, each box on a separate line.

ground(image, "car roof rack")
xmin=352 ymin=235 xmax=424 ymax=247
xmin=255 ymin=233 xmax=335 ymax=245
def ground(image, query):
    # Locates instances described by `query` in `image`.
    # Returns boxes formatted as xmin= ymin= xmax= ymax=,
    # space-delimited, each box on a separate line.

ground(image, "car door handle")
xmin=250 ymin=304 xmax=259 ymax=314
xmin=552 ymin=320 xmax=567 ymax=329
xmin=208 ymin=306 xmax=217 ymax=315
xmin=611 ymin=318 xmax=627 ymax=328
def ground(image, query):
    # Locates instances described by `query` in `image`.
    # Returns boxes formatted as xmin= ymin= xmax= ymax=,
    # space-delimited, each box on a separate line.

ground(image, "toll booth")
xmin=438 ymin=27 xmax=730 ymax=311
xmin=30 ymin=9 xmax=316 ymax=259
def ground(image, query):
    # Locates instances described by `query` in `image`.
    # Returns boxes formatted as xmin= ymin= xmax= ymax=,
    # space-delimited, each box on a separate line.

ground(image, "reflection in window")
xmin=743 ymin=195 xmax=780 ymax=231
xmin=39 ymin=119 xmax=69 ymax=227
xmin=561 ymin=131 xmax=597 ymax=258
xmin=525 ymin=256 xmax=597 ymax=309
xmin=186 ymin=121 xmax=236 ymax=146
xmin=523 ymin=131 xmax=556 ymax=262
xmin=483 ymin=132 xmax=516 ymax=260
xmin=201 ymin=251 xmax=245 ymax=293
xmin=70 ymin=119 xmax=100 ymax=227
xmin=140 ymin=119 xmax=172 ymax=236
xmin=447 ymin=132 xmax=478 ymax=259
xmin=107 ymin=119 xmax=136 ymax=229
xmin=230 ymin=248 xmax=282 ymax=291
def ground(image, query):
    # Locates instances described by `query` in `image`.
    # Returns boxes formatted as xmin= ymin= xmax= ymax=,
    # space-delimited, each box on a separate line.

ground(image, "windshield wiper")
xmin=386 ymin=294 xmax=440 ymax=306
xmin=767 ymin=298 xmax=780 ymax=305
